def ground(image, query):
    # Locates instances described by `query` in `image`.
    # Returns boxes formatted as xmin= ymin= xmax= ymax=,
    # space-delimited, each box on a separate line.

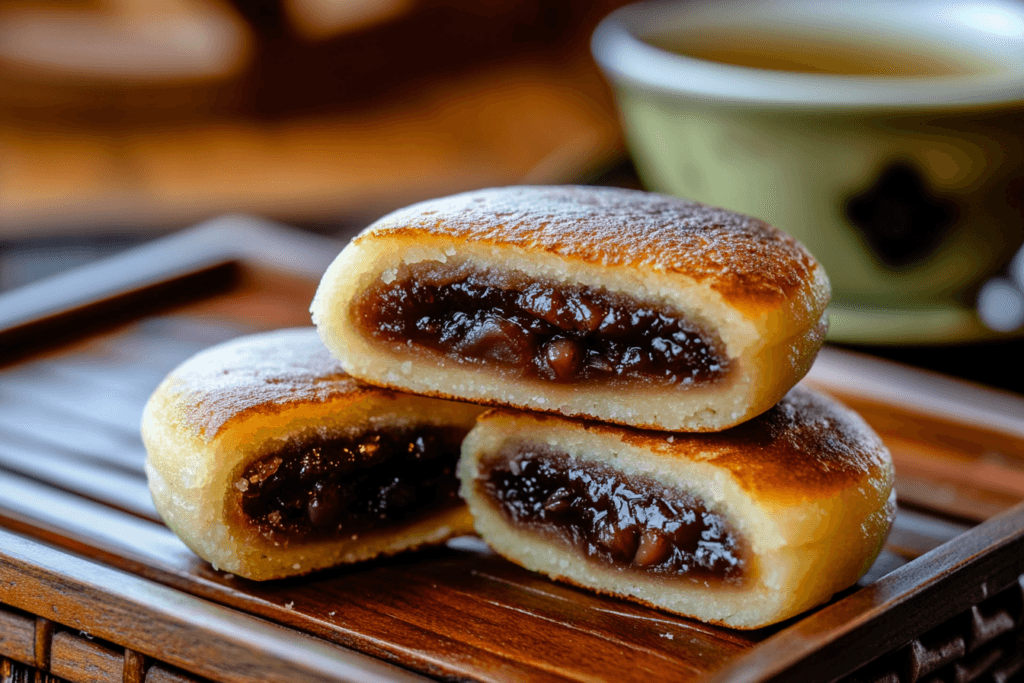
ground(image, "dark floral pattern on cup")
xmin=844 ymin=161 xmax=960 ymax=268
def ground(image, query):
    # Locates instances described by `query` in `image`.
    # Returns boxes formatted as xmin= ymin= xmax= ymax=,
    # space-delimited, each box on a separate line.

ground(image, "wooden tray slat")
xmin=1 ymin=368 xmax=149 ymax=435
xmin=0 ymin=530 xmax=429 ymax=683
xmin=146 ymin=662 xmax=207 ymax=683
xmin=0 ymin=440 xmax=155 ymax=521
xmin=50 ymin=631 xmax=124 ymax=683
xmin=302 ymin=566 xmax=709 ymax=682
xmin=0 ymin=407 xmax=146 ymax=473
xmin=0 ymin=419 xmax=144 ymax=477
xmin=806 ymin=350 xmax=1024 ymax=524
xmin=0 ymin=470 xmax=201 ymax=577
xmin=0 ymin=606 xmax=35 ymax=666
xmin=884 ymin=508 xmax=971 ymax=559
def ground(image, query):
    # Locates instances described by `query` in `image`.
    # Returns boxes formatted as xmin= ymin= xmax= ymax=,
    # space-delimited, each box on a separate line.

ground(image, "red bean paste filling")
xmin=480 ymin=446 xmax=746 ymax=583
xmin=237 ymin=426 xmax=465 ymax=543
xmin=354 ymin=262 xmax=728 ymax=386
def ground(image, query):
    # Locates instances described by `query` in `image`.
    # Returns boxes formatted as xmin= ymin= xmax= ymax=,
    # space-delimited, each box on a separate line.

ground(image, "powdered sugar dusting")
xmin=363 ymin=186 xmax=819 ymax=307
xmin=168 ymin=328 xmax=365 ymax=440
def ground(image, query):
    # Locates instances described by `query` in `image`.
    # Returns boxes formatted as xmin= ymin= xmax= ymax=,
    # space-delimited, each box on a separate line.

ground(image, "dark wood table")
xmin=1 ymin=217 xmax=1023 ymax=682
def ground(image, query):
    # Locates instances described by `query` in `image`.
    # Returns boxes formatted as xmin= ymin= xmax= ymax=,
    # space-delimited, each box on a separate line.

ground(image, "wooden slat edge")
xmin=0 ymin=233 xmax=230 ymax=336
xmin=706 ymin=500 xmax=1024 ymax=683
xmin=0 ymin=215 xmax=341 ymax=356
xmin=807 ymin=346 xmax=1024 ymax=440
xmin=0 ymin=529 xmax=428 ymax=683
xmin=49 ymin=630 xmax=122 ymax=683
xmin=0 ymin=606 xmax=35 ymax=665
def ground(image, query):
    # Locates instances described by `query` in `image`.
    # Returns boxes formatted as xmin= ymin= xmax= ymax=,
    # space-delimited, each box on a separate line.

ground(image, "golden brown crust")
xmin=457 ymin=385 xmax=895 ymax=628
xmin=363 ymin=185 xmax=821 ymax=313
xmin=558 ymin=384 xmax=889 ymax=500
xmin=142 ymin=328 xmax=485 ymax=580
xmin=165 ymin=327 xmax=371 ymax=439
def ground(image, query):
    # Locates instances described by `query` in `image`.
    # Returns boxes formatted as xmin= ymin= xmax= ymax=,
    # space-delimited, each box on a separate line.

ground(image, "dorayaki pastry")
xmin=457 ymin=386 xmax=895 ymax=629
xmin=142 ymin=327 xmax=485 ymax=581
xmin=311 ymin=185 xmax=830 ymax=432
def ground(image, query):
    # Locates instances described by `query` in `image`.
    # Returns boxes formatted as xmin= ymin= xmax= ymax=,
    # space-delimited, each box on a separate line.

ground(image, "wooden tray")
xmin=2 ymin=216 xmax=1023 ymax=683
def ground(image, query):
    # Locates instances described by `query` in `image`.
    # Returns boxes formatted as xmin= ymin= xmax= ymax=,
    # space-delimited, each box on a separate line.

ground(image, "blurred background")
xmin=0 ymin=0 xmax=633 ymax=238
xmin=0 ymin=0 xmax=1021 ymax=394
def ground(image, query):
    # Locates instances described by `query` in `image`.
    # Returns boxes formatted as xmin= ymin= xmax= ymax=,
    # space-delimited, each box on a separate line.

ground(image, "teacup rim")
xmin=591 ymin=0 xmax=1024 ymax=109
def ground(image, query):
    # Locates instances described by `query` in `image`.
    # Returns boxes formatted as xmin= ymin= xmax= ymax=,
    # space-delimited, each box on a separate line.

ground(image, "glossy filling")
xmin=354 ymin=262 xmax=728 ymax=386
xmin=237 ymin=426 xmax=465 ymax=543
xmin=480 ymin=446 xmax=746 ymax=583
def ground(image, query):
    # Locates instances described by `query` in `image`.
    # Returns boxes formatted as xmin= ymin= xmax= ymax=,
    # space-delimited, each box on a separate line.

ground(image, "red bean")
xmin=543 ymin=488 xmax=573 ymax=515
xmin=597 ymin=523 xmax=639 ymax=562
xmin=456 ymin=316 xmax=535 ymax=367
xmin=544 ymin=338 xmax=582 ymax=380
xmin=568 ymin=295 xmax=604 ymax=333
xmin=633 ymin=529 xmax=672 ymax=566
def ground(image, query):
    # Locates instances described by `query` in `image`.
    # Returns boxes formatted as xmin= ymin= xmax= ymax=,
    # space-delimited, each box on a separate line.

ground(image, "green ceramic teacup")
xmin=592 ymin=0 xmax=1024 ymax=343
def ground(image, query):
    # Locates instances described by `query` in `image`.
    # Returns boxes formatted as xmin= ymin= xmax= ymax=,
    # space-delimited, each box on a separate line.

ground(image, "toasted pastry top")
xmin=357 ymin=185 xmax=827 ymax=314
xmin=150 ymin=327 xmax=376 ymax=440
xmin=493 ymin=384 xmax=891 ymax=503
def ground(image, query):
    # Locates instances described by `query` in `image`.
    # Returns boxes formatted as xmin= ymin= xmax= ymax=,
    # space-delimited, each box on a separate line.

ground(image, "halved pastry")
xmin=142 ymin=327 xmax=485 ymax=580
xmin=311 ymin=185 xmax=830 ymax=432
xmin=458 ymin=386 xmax=895 ymax=629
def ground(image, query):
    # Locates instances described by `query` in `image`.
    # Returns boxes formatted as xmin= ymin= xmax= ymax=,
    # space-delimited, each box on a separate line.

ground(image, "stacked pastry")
xmin=143 ymin=186 xmax=895 ymax=629
xmin=142 ymin=328 xmax=486 ymax=580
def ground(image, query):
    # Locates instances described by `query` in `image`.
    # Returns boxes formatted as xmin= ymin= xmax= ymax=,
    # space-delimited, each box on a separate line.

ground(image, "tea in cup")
xmin=592 ymin=0 xmax=1024 ymax=343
